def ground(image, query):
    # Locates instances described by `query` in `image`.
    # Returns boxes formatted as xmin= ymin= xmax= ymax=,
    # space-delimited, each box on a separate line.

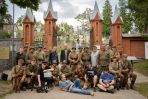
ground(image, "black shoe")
xmin=93 ymin=87 xmax=96 ymax=92
xmin=107 ymin=89 xmax=114 ymax=94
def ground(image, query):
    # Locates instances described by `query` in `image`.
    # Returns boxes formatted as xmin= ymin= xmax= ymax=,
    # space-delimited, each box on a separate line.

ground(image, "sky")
xmin=6 ymin=0 xmax=119 ymax=28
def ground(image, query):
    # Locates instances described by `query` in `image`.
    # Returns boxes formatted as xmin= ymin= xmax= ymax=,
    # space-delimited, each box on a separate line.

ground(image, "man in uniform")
xmin=26 ymin=46 xmax=35 ymax=64
xmin=16 ymin=47 xmax=26 ymax=64
xmin=26 ymin=59 xmax=38 ymax=90
xmin=60 ymin=60 xmax=72 ymax=78
xmin=11 ymin=59 xmax=26 ymax=92
xmin=51 ymin=60 xmax=60 ymax=86
xmin=97 ymin=45 xmax=110 ymax=70
xmin=120 ymin=54 xmax=137 ymax=89
xmin=80 ymin=47 xmax=91 ymax=69
xmin=109 ymin=57 xmax=124 ymax=90
xmin=35 ymin=46 xmax=45 ymax=66
xmin=68 ymin=47 xmax=79 ymax=71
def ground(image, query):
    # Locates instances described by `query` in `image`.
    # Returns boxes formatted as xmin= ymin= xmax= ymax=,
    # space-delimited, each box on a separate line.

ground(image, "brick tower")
xmin=44 ymin=0 xmax=57 ymax=50
xmin=111 ymin=5 xmax=123 ymax=51
xmin=23 ymin=8 xmax=35 ymax=47
xmin=90 ymin=1 xmax=103 ymax=47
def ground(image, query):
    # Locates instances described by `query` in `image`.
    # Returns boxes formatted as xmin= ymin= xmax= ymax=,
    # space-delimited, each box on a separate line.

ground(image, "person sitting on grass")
xmin=59 ymin=74 xmax=94 ymax=96
xmin=97 ymin=68 xmax=115 ymax=93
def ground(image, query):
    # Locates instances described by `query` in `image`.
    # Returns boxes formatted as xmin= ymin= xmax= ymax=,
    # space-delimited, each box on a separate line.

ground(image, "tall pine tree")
xmin=128 ymin=0 xmax=148 ymax=33
xmin=119 ymin=0 xmax=132 ymax=33
xmin=102 ymin=0 xmax=112 ymax=37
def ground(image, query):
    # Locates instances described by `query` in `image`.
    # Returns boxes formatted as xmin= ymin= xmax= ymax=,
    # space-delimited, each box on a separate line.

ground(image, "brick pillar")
xmin=44 ymin=14 xmax=57 ymax=50
xmin=111 ymin=16 xmax=123 ymax=51
xmin=90 ymin=14 xmax=102 ymax=46
xmin=23 ymin=18 xmax=35 ymax=47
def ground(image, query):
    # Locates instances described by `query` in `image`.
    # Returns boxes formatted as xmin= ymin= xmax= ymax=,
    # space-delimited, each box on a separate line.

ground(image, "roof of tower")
xmin=24 ymin=8 xmax=35 ymax=22
xmin=90 ymin=1 xmax=103 ymax=20
xmin=43 ymin=0 xmax=58 ymax=20
xmin=111 ymin=5 xmax=123 ymax=24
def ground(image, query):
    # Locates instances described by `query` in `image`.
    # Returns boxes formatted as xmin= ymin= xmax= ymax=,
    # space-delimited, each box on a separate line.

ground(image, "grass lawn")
xmin=134 ymin=60 xmax=148 ymax=76
xmin=135 ymin=82 xmax=148 ymax=98
xmin=134 ymin=60 xmax=148 ymax=98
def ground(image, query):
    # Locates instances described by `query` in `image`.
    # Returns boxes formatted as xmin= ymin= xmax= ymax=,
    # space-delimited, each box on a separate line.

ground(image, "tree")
xmin=10 ymin=0 xmax=40 ymax=11
xmin=0 ymin=0 xmax=8 ymax=16
xmin=102 ymin=0 xmax=112 ymax=37
xmin=128 ymin=0 xmax=148 ymax=33
xmin=119 ymin=0 xmax=132 ymax=33
xmin=75 ymin=8 xmax=93 ymax=33
xmin=57 ymin=22 xmax=74 ymax=43
xmin=16 ymin=15 xmax=24 ymax=26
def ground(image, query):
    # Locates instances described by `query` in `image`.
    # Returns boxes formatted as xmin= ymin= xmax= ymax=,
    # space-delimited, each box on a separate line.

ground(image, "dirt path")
xmin=2 ymin=71 xmax=148 ymax=99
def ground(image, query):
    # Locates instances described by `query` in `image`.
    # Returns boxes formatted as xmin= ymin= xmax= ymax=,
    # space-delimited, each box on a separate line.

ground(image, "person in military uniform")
xmin=34 ymin=46 xmax=45 ymax=66
xmin=26 ymin=46 xmax=35 ymax=64
xmin=60 ymin=60 xmax=72 ymax=78
xmin=72 ymin=64 xmax=88 ymax=89
xmin=80 ymin=47 xmax=91 ymax=69
xmin=11 ymin=59 xmax=26 ymax=92
xmin=51 ymin=60 xmax=60 ymax=86
xmin=110 ymin=46 xmax=120 ymax=60
xmin=109 ymin=57 xmax=124 ymax=90
xmin=15 ymin=47 xmax=26 ymax=64
xmin=68 ymin=47 xmax=79 ymax=71
xmin=26 ymin=59 xmax=38 ymax=90
xmin=97 ymin=45 xmax=110 ymax=70
xmin=120 ymin=54 xmax=137 ymax=89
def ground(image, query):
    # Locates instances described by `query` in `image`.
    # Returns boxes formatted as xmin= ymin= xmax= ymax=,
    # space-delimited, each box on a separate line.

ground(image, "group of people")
xmin=11 ymin=44 xmax=137 ymax=96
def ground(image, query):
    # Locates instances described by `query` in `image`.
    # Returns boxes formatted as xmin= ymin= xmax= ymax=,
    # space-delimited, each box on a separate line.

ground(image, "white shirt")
xmin=91 ymin=50 xmax=99 ymax=67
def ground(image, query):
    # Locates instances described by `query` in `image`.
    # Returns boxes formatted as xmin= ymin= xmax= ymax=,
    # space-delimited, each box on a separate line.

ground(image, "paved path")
xmin=2 ymin=71 xmax=148 ymax=99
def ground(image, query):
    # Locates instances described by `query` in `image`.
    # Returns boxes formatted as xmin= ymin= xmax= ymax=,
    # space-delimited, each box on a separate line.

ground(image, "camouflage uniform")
xmin=80 ymin=51 xmax=91 ymax=69
xmin=52 ymin=65 xmax=60 ymax=85
xmin=34 ymin=50 xmax=45 ymax=66
xmin=26 ymin=51 xmax=35 ymax=64
xmin=60 ymin=65 xmax=72 ymax=77
xmin=11 ymin=65 xmax=26 ymax=92
xmin=26 ymin=64 xmax=38 ymax=89
xmin=109 ymin=61 xmax=124 ymax=89
xmin=68 ymin=52 xmax=79 ymax=71
xmin=120 ymin=60 xmax=137 ymax=89
xmin=97 ymin=50 xmax=110 ymax=74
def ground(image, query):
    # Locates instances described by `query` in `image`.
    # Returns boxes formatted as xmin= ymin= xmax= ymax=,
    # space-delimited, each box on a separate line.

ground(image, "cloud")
xmin=7 ymin=0 xmax=119 ymax=27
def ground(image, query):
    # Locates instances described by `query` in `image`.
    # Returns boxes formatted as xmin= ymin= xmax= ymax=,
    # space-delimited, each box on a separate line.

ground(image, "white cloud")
xmin=7 ymin=0 xmax=119 ymax=28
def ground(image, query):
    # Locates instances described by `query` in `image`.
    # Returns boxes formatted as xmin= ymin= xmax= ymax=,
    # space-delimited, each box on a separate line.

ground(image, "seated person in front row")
xmin=26 ymin=59 xmax=38 ymax=90
xmin=59 ymin=74 xmax=94 ymax=96
xmin=37 ymin=61 xmax=54 ymax=91
xmin=97 ymin=68 xmax=115 ymax=93
xmin=11 ymin=59 xmax=26 ymax=93
xmin=60 ymin=60 xmax=72 ymax=78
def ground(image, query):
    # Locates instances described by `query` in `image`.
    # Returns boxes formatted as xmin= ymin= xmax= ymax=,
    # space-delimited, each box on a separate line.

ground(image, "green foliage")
xmin=134 ymin=60 xmax=148 ymax=76
xmin=0 ymin=0 xmax=8 ymax=16
xmin=16 ymin=15 xmax=24 ymax=26
xmin=119 ymin=0 xmax=132 ymax=33
xmin=10 ymin=0 xmax=40 ymax=11
xmin=36 ymin=21 xmax=43 ymax=32
xmin=1 ymin=31 xmax=11 ymax=38
xmin=135 ymin=83 xmax=148 ymax=98
xmin=128 ymin=0 xmax=148 ymax=33
xmin=102 ymin=0 xmax=112 ymax=37
xmin=75 ymin=8 xmax=92 ymax=32
xmin=57 ymin=22 xmax=74 ymax=37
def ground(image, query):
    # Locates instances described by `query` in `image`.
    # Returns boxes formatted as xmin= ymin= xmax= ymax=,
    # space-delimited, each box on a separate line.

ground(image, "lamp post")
xmin=12 ymin=4 xmax=15 ymax=66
